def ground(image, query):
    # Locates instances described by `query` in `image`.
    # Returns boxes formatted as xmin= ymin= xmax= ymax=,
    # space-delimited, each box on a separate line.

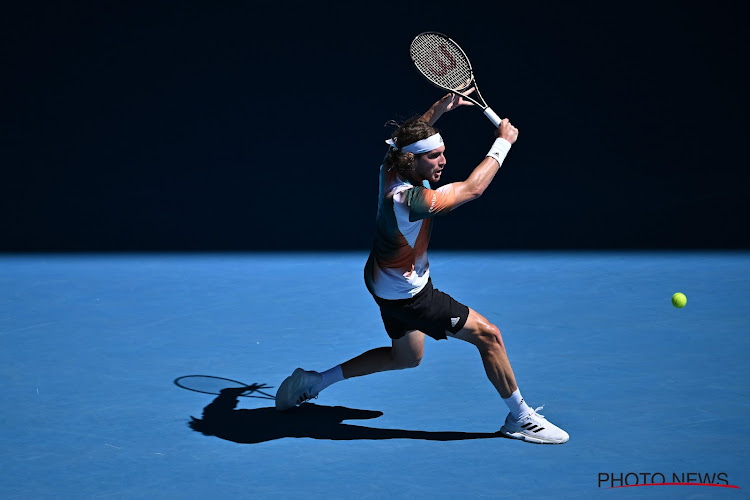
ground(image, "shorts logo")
xmin=450 ymin=317 xmax=461 ymax=327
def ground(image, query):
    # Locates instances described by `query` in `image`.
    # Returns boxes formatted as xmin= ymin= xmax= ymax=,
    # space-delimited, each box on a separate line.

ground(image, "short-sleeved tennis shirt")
xmin=364 ymin=162 xmax=456 ymax=300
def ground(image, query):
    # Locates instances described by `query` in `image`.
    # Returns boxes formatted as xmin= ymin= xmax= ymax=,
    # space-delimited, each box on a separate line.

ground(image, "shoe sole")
xmin=499 ymin=426 xmax=568 ymax=445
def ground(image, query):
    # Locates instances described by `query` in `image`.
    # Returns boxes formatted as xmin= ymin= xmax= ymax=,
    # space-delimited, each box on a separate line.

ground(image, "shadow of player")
xmin=188 ymin=387 xmax=506 ymax=444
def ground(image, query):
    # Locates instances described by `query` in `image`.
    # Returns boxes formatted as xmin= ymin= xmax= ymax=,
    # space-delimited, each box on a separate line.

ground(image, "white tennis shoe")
xmin=275 ymin=368 xmax=322 ymax=411
xmin=499 ymin=406 xmax=569 ymax=444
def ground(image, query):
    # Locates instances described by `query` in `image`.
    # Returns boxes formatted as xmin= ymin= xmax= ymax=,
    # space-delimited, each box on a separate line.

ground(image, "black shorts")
xmin=373 ymin=279 xmax=469 ymax=340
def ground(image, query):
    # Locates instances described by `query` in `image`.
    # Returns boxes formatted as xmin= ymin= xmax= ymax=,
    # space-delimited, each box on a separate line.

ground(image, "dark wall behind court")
xmin=2 ymin=2 xmax=748 ymax=251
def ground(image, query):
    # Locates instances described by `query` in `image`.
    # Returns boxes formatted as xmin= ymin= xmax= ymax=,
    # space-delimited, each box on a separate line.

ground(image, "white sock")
xmin=503 ymin=389 xmax=533 ymax=420
xmin=313 ymin=365 xmax=344 ymax=394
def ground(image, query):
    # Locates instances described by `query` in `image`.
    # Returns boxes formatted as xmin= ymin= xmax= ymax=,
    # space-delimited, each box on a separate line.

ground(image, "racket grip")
xmin=483 ymin=108 xmax=502 ymax=127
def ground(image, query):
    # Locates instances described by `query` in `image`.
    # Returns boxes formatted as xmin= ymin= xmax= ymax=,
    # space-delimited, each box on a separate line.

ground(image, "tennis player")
xmin=276 ymin=93 xmax=569 ymax=444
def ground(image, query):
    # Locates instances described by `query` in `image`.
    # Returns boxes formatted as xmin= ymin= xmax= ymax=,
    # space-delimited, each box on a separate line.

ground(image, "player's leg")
xmin=341 ymin=329 xmax=425 ymax=378
xmin=449 ymin=308 xmax=517 ymax=398
xmin=275 ymin=330 xmax=425 ymax=411
xmin=450 ymin=308 xmax=569 ymax=444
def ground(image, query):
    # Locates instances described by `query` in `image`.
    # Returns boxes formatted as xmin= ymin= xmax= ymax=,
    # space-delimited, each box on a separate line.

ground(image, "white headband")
xmin=385 ymin=133 xmax=444 ymax=154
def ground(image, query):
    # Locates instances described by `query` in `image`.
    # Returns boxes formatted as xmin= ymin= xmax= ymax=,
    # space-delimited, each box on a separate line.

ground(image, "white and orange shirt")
xmin=364 ymin=163 xmax=456 ymax=300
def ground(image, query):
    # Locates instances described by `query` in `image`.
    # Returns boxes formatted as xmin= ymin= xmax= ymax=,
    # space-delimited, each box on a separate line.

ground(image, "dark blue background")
xmin=3 ymin=1 xmax=747 ymax=251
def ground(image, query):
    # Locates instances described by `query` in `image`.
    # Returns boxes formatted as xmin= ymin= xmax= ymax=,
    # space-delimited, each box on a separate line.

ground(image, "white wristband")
xmin=486 ymin=138 xmax=511 ymax=165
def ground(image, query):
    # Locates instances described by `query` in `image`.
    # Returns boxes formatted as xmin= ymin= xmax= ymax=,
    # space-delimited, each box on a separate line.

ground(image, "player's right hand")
xmin=496 ymin=118 xmax=519 ymax=144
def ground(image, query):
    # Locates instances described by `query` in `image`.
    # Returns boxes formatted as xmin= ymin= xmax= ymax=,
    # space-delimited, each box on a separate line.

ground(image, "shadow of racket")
xmin=174 ymin=375 xmax=275 ymax=400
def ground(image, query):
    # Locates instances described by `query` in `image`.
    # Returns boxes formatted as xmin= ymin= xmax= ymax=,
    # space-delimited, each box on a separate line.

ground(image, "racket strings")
xmin=410 ymin=34 xmax=472 ymax=91
xmin=174 ymin=375 xmax=275 ymax=399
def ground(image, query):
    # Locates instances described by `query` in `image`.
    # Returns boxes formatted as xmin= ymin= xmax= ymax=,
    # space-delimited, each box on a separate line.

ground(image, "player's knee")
xmin=476 ymin=323 xmax=505 ymax=354
xmin=391 ymin=349 xmax=422 ymax=369
xmin=405 ymin=355 xmax=422 ymax=369
xmin=399 ymin=352 xmax=422 ymax=369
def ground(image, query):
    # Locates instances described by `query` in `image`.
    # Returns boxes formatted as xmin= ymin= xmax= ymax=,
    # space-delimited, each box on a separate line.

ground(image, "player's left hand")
xmin=440 ymin=88 xmax=476 ymax=112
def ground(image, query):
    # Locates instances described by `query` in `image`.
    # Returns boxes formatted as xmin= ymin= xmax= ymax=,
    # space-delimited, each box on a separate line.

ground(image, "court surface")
xmin=1 ymin=252 xmax=748 ymax=499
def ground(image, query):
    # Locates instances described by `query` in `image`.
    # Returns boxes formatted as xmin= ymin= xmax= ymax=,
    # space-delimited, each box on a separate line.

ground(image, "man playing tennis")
xmin=276 ymin=93 xmax=569 ymax=444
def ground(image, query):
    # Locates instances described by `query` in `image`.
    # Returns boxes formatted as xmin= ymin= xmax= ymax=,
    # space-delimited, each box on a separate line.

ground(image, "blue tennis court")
xmin=1 ymin=251 xmax=747 ymax=498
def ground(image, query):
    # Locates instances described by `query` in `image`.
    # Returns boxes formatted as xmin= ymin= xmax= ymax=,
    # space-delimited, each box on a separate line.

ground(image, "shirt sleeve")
xmin=403 ymin=184 xmax=456 ymax=221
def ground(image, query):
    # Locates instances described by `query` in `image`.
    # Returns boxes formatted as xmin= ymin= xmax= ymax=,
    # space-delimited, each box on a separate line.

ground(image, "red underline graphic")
xmin=610 ymin=482 xmax=740 ymax=489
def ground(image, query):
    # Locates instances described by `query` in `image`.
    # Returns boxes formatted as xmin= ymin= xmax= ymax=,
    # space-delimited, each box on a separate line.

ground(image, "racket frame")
xmin=174 ymin=375 xmax=275 ymax=399
xmin=409 ymin=32 xmax=501 ymax=127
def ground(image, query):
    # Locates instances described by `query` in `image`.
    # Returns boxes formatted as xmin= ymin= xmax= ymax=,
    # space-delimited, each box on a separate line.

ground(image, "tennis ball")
xmin=671 ymin=292 xmax=687 ymax=308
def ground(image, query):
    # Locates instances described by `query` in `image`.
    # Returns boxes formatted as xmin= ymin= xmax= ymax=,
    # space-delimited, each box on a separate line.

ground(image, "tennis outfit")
xmin=277 ymin=136 xmax=569 ymax=445
xmin=364 ymin=161 xmax=469 ymax=340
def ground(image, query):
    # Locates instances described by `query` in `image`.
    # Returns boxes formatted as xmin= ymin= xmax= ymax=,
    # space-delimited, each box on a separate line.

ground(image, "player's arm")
xmin=419 ymin=90 xmax=475 ymax=126
xmin=450 ymin=118 xmax=519 ymax=209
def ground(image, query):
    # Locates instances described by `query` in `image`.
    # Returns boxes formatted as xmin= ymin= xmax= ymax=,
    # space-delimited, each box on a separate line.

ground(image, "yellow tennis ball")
xmin=671 ymin=292 xmax=687 ymax=308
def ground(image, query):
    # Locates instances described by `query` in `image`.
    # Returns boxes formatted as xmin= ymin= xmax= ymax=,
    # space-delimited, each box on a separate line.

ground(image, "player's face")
xmin=413 ymin=145 xmax=446 ymax=184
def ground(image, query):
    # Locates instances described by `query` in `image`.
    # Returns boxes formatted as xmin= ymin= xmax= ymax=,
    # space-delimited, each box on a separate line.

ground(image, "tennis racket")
xmin=174 ymin=375 xmax=275 ymax=399
xmin=410 ymin=32 xmax=502 ymax=127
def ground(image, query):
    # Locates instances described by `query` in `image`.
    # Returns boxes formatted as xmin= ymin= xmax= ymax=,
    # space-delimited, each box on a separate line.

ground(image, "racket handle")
xmin=483 ymin=107 xmax=502 ymax=127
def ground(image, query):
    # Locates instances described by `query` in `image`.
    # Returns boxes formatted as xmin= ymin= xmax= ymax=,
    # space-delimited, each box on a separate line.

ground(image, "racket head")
xmin=174 ymin=375 xmax=275 ymax=399
xmin=410 ymin=32 xmax=475 ymax=94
